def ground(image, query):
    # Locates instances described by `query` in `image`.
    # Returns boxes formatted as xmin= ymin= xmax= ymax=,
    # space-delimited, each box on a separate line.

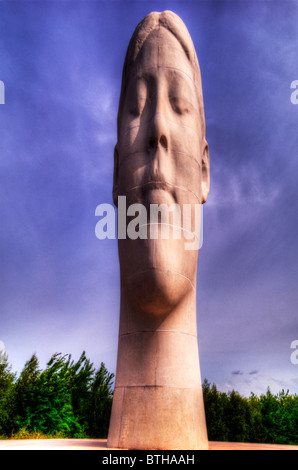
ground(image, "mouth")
xmin=142 ymin=180 xmax=169 ymax=193
xmin=141 ymin=181 xmax=176 ymax=205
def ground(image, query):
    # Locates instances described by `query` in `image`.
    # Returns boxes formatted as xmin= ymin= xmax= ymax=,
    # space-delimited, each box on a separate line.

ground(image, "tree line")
xmin=203 ymin=379 xmax=298 ymax=445
xmin=1 ymin=352 xmax=298 ymax=444
xmin=0 ymin=351 xmax=114 ymax=439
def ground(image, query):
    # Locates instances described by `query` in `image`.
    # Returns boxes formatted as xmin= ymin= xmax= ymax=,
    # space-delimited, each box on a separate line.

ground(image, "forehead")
xmin=131 ymin=27 xmax=195 ymax=84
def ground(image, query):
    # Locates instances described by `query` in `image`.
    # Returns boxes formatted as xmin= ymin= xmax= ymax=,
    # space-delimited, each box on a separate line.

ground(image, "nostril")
xmin=148 ymin=137 xmax=157 ymax=150
xmin=160 ymin=135 xmax=168 ymax=150
xmin=148 ymin=135 xmax=168 ymax=151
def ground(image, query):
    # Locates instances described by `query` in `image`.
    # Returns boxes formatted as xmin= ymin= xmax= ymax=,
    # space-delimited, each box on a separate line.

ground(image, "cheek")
xmin=172 ymin=154 xmax=201 ymax=201
xmin=119 ymin=119 xmax=145 ymax=158
xmin=169 ymin=120 xmax=201 ymax=158
xmin=118 ymin=152 xmax=148 ymax=198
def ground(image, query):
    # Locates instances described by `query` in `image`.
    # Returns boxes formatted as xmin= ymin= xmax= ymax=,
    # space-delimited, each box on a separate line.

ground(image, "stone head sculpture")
xmin=108 ymin=11 xmax=210 ymax=450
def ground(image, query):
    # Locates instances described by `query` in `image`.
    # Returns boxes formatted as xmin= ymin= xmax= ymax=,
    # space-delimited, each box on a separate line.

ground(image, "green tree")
xmin=22 ymin=353 xmax=82 ymax=437
xmin=87 ymin=362 xmax=114 ymax=438
xmin=0 ymin=351 xmax=116 ymax=439
xmin=0 ymin=354 xmax=16 ymax=436
xmin=224 ymin=390 xmax=252 ymax=442
xmin=68 ymin=351 xmax=95 ymax=431
xmin=202 ymin=379 xmax=229 ymax=441
xmin=259 ymin=388 xmax=298 ymax=445
xmin=247 ymin=392 xmax=267 ymax=443
xmin=14 ymin=354 xmax=40 ymax=431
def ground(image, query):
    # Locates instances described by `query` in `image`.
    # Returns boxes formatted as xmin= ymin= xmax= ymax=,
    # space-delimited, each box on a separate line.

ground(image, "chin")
xmin=119 ymin=235 xmax=197 ymax=316
xmin=125 ymin=266 xmax=192 ymax=316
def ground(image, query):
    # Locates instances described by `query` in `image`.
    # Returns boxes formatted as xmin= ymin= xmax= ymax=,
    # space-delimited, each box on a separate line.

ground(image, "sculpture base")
xmin=107 ymin=385 xmax=208 ymax=450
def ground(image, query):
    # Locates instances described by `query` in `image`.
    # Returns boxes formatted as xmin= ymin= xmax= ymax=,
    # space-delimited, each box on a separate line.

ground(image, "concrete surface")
xmin=0 ymin=439 xmax=297 ymax=450
xmin=108 ymin=9 xmax=210 ymax=451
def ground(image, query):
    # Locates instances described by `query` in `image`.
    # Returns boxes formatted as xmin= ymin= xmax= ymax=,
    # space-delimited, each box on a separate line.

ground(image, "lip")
xmin=142 ymin=182 xmax=175 ymax=206
xmin=123 ymin=180 xmax=177 ymax=207
xmin=141 ymin=181 xmax=170 ymax=194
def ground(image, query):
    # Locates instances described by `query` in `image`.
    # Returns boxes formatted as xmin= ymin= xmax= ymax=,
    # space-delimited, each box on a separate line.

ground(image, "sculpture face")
xmin=108 ymin=12 xmax=209 ymax=451
xmin=114 ymin=27 xmax=209 ymax=315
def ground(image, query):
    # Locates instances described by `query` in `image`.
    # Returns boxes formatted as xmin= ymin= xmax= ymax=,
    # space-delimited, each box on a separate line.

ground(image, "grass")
xmin=7 ymin=428 xmax=72 ymax=440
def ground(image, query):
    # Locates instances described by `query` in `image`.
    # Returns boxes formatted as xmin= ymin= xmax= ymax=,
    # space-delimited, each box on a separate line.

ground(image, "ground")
xmin=0 ymin=439 xmax=297 ymax=450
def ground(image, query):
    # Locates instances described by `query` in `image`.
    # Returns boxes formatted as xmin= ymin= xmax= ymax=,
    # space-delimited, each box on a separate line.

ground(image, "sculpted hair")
xmin=117 ymin=10 xmax=207 ymax=142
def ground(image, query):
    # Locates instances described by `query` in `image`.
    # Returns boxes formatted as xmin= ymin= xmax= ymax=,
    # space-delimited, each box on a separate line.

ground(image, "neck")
xmin=107 ymin=273 xmax=208 ymax=450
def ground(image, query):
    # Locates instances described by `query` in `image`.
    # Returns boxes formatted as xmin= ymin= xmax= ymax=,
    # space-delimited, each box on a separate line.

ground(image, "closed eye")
xmin=129 ymin=98 xmax=145 ymax=117
xmin=127 ymin=78 xmax=148 ymax=117
xmin=170 ymin=96 xmax=190 ymax=115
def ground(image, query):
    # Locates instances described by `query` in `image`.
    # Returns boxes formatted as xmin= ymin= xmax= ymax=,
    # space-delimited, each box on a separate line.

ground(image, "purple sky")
xmin=0 ymin=0 xmax=298 ymax=397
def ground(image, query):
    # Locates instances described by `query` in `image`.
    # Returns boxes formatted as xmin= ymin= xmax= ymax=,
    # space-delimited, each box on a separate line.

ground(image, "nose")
xmin=147 ymin=110 xmax=171 ymax=183
xmin=148 ymin=111 xmax=168 ymax=152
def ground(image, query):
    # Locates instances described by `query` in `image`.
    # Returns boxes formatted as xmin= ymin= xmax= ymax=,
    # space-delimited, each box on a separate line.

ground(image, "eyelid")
xmin=127 ymin=78 xmax=147 ymax=117
xmin=170 ymin=96 xmax=191 ymax=115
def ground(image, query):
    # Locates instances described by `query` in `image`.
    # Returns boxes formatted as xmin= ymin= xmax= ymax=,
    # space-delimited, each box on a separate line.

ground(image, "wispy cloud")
xmin=1 ymin=0 xmax=298 ymax=395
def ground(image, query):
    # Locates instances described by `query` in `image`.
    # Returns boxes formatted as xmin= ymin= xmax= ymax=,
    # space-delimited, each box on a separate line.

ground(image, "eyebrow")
xmin=132 ymin=65 xmax=195 ymax=88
